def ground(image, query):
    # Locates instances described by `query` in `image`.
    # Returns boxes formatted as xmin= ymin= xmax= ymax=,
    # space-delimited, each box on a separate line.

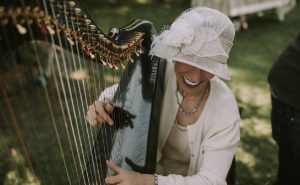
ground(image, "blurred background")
xmin=1 ymin=0 xmax=299 ymax=185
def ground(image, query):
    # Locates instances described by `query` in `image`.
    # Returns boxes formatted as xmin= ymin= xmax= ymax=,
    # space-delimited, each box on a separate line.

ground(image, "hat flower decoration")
xmin=150 ymin=7 xmax=235 ymax=80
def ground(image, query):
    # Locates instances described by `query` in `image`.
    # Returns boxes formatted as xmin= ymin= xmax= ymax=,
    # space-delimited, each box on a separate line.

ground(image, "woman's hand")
xmin=105 ymin=161 xmax=154 ymax=185
xmin=86 ymin=100 xmax=114 ymax=126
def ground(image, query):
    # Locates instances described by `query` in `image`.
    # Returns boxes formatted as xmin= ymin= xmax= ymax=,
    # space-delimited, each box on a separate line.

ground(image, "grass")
xmin=229 ymin=5 xmax=300 ymax=185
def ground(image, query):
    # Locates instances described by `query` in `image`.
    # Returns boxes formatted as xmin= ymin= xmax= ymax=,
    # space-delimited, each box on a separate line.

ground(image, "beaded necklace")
xmin=176 ymin=86 xmax=208 ymax=116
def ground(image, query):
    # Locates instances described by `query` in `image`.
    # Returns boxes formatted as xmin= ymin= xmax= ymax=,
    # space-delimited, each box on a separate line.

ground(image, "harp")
xmin=0 ymin=0 xmax=165 ymax=184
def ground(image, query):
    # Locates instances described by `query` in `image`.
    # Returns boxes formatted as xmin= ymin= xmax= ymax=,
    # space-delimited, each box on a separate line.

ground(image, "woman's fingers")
xmin=86 ymin=100 xmax=114 ymax=126
xmin=106 ymin=160 xmax=122 ymax=174
xmin=105 ymin=176 xmax=122 ymax=185
xmin=105 ymin=102 xmax=114 ymax=113
xmin=105 ymin=161 xmax=147 ymax=185
xmin=105 ymin=161 xmax=123 ymax=184
xmin=86 ymin=109 xmax=97 ymax=126
xmin=102 ymin=101 xmax=114 ymax=125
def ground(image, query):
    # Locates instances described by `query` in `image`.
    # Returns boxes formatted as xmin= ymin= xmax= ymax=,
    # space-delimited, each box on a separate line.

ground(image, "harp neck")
xmin=0 ymin=1 xmax=144 ymax=69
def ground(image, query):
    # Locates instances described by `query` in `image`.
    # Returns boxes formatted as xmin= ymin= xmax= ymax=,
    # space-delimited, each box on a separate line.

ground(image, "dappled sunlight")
xmin=104 ymin=74 xmax=121 ymax=84
xmin=135 ymin=0 xmax=150 ymax=4
xmin=2 ymin=149 xmax=40 ymax=185
xmin=237 ymin=147 xmax=256 ymax=168
xmin=229 ymin=80 xmax=270 ymax=107
xmin=236 ymin=114 xmax=277 ymax=184
xmin=69 ymin=69 xmax=89 ymax=81
xmin=241 ymin=118 xmax=272 ymax=136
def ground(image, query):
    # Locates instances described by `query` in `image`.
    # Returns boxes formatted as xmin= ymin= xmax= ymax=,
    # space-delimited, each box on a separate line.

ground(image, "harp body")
xmin=0 ymin=0 xmax=165 ymax=184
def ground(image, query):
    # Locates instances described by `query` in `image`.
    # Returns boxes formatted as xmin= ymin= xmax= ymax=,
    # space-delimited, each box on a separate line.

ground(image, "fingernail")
xmin=109 ymin=121 xmax=114 ymax=125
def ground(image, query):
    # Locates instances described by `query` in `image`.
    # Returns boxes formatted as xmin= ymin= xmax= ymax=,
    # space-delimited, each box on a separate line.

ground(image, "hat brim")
xmin=170 ymin=57 xmax=231 ymax=80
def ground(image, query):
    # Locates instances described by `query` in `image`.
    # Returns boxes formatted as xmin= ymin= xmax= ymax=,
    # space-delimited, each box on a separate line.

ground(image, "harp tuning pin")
xmin=67 ymin=37 xmax=75 ymax=46
xmin=121 ymin=45 xmax=128 ymax=50
xmin=33 ymin=7 xmax=40 ymax=12
xmin=98 ymin=34 xmax=104 ymax=39
xmin=16 ymin=24 xmax=27 ymax=35
xmin=85 ymin=19 xmax=91 ymax=25
xmin=90 ymin=25 xmax=96 ymax=30
xmin=128 ymin=57 xmax=134 ymax=64
xmin=134 ymin=50 xmax=140 ymax=57
xmin=74 ymin=8 xmax=81 ymax=14
xmin=108 ymin=63 xmax=113 ymax=69
xmin=120 ymin=63 xmax=126 ymax=69
xmin=47 ymin=26 xmax=55 ymax=35
xmin=52 ymin=18 xmax=59 ymax=25
xmin=90 ymin=52 xmax=95 ymax=59
xmin=113 ymin=64 xmax=119 ymax=70
xmin=101 ymin=60 xmax=107 ymax=66
xmin=69 ymin=1 xmax=76 ymax=7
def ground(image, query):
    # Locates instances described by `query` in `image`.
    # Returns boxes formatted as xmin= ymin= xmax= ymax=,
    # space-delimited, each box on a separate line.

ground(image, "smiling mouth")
xmin=183 ymin=76 xmax=200 ymax=87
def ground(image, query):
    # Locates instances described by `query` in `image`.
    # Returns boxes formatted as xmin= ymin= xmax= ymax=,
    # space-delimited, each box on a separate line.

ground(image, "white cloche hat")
xmin=150 ymin=6 xmax=235 ymax=80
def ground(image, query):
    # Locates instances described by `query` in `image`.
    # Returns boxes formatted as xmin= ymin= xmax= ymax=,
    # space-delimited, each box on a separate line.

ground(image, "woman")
xmin=86 ymin=7 xmax=240 ymax=185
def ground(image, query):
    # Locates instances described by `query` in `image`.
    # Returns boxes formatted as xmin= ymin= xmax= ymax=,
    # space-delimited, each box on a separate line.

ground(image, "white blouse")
xmin=159 ymin=121 xmax=190 ymax=176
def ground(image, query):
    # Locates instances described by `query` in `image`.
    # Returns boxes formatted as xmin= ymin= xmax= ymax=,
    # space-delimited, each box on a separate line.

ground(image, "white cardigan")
xmin=156 ymin=63 xmax=240 ymax=185
xmin=99 ymin=63 xmax=240 ymax=185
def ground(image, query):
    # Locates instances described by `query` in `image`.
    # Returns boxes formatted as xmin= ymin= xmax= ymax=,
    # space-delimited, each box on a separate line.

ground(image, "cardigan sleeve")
xmin=157 ymin=117 xmax=240 ymax=185
xmin=98 ymin=83 xmax=119 ymax=101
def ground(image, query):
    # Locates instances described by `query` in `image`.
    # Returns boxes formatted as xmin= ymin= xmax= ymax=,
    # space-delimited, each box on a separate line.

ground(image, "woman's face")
xmin=175 ymin=61 xmax=214 ymax=96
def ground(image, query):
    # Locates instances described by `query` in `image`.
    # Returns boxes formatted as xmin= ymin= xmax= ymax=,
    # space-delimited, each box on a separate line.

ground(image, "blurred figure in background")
xmin=268 ymin=33 xmax=300 ymax=185
xmin=191 ymin=0 xmax=297 ymax=30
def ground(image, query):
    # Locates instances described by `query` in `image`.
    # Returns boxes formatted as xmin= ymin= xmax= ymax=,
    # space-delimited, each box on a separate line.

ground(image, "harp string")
xmin=1 ymin=0 xmax=145 ymax=183
xmin=41 ymin=0 xmax=84 ymax=183
xmin=81 ymin=5 xmax=104 ymax=183
xmin=62 ymin=0 xmax=117 ymax=182
xmin=50 ymin=3 xmax=86 ymax=184
xmin=2 ymin=4 xmax=47 ymax=181
xmin=88 ymin=22 xmax=118 ymax=178
xmin=50 ymin=45 xmax=81 ymax=184
xmin=82 ymin=10 xmax=99 ymax=181
xmin=24 ymin=0 xmax=80 ymax=183
xmin=60 ymin=2 xmax=90 ymax=183
xmin=26 ymin=8 xmax=59 ymax=185
xmin=92 ymin=30 xmax=107 ymax=184
xmin=68 ymin=2 xmax=100 ymax=183
xmin=7 ymin=0 xmax=47 ymax=181
xmin=38 ymin=45 xmax=73 ymax=185
xmin=62 ymin=1 xmax=97 ymax=182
